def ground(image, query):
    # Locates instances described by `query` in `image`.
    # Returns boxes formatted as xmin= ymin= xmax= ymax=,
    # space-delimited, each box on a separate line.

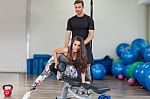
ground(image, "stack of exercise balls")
xmin=112 ymin=38 xmax=150 ymax=91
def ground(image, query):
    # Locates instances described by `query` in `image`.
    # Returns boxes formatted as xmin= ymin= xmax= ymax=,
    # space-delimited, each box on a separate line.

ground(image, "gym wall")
xmin=0 ymin=0 xmax=147 ymax=72
xmin=0 ymin=0 xmax=26 ymax=72
xmin=148 ymin=5 xmax=150 ymax=40
xmin=93 ymin=0 xmax=146 ymax=58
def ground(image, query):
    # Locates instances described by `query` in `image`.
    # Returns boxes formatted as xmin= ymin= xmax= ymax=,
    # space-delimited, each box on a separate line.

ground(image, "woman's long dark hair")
xmin=67 ymin=36 xmax=88 ymax=73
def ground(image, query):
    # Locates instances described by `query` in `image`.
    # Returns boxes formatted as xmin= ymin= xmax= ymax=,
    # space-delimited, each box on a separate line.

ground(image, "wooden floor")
xmin=0 ymin=73 xmax=150 ymax=99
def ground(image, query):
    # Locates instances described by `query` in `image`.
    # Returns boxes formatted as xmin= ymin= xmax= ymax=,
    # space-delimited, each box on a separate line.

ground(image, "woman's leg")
xmin=32 ymin=54 xmax=67 ymax=84
xmin=30 ymin=56 xmax=55 ymax=91
xmin=22 ymin=56 xmax=55 ymax=99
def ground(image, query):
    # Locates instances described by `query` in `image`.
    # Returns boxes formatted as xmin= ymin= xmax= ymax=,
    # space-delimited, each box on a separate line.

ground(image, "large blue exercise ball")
xmin=145 ymin=70 xmax=150 ymax=91
xmin=116 ymin=43 xmax=130 ymax=57
xmin=137 ymin=62 xmax=150 ymax=87
xmin=112 ymin=61 xmax=125 ymax=76
xmin=131 ymin=38 xmax=149 ymax=55
xmin=123 ymin=64 xmax=130 ymax=79
xmin=129 ymin=61 xmax=143 ymax=78
xmin=121 ymin=48 xmax=139 ymax=65
xmin=132 ymin=62 xmax=143 ymax=79
xmin=141 ymin=46 xmax=150 ymax=62
xmin=91 ymin=64 xmax=106 ymax=80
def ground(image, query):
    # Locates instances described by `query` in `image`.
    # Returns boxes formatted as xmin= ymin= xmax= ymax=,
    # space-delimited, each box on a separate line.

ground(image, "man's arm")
xmin=84 ymin=30 xmax=95 ymax=45
xmin=64 ymin=30 xmax=71 ymax=47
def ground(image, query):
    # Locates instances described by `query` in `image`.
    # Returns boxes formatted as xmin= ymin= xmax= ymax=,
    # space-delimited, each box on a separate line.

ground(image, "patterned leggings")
xmin=29 ymin=56 xmax=55 ymax=91
xmin=29 ymin=55 xmax=78 ymax=91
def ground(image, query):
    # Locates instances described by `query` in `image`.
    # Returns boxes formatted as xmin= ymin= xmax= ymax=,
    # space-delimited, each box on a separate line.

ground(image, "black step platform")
xmin=81 ymin=83 xmax=110 ymax=94
xmin=62 ymin=76 xmax=81 ymax=87
xmin=62 ymin=76 xmax=110 ymax=94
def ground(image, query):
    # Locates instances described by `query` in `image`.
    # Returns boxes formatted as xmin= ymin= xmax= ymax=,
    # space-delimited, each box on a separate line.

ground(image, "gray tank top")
xmin=58 ymin=46 xmax=71 ymax=64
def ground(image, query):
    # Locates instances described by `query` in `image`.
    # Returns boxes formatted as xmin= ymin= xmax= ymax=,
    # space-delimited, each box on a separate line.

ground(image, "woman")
xmin=23 ymin=36 xmax=90 ymax=99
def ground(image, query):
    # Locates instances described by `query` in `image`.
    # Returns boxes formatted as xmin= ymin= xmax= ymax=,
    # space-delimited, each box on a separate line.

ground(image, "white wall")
xmin=148 ymin=5 xmax=150 ymax=40
xmin=30 ymin=0 xmax=147 ymax=59
xmin=0 ymin=0 xmax=26 ymax=72
xmin=93 ymin=0 xmax=146 ymax=58
xmin=0 ymin=0 xmax=147 ymax=72
xmin=29 ymin=0 xmax=90 ymax=56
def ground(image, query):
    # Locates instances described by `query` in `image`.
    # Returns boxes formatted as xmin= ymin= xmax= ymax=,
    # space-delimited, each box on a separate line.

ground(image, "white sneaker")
xmin=56 ymin=71 xmax=62 ymax=80
xmin=22 ymin=91 xmax=32 ymax=99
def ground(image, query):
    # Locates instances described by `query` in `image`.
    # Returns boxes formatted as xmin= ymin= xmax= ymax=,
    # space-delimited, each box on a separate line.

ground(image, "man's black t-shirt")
xmin=66 ymin=14 xmax=95 ymax=63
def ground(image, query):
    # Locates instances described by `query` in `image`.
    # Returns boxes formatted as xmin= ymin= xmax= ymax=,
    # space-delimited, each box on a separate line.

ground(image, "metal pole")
xmin=26 ymin=0 xmax=31 ymax=59
xmin=146 ymin=5 xmax=150 ymax=42
xmin=90 ymin=0 xmax=93 ymax=19
xmin=90 ymin=0 xmax=93 ymax=65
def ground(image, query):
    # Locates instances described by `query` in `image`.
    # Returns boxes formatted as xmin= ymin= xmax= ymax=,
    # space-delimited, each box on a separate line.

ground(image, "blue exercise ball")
xmin=129 ymin=61 xmax=143 ymax=78
xmin=91 ymin=64 xmax=106 ymax=80
xmin=123 ymin=64 xmax=130 ymax=79
xmin=121 ymin=48 xmax=139 ymax=65
xmin=116 ymin=43 xmax=130 ymax=57
xmin=141 ymin=46 xmax=150 ymax=62
xmin=113 ymin=58 xmax=122 ymax=64
xmin=112 ymin=61 xmax=125 ymax=76
xmin=137 ymin=62 xmax=150 ymax=87
xmin=132 ymin=62 xmax=143 ymax=80
xmin=131 ymin=38 xmax=149 ymax=55
xmin=145 ymin=70 xmax=150 ymax=91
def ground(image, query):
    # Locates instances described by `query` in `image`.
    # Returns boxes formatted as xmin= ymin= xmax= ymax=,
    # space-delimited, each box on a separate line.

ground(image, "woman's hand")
xmin=82 ymin=81 xmax=91 ymax=84
xmin=54 ymin=63 xmax=59 ymax=69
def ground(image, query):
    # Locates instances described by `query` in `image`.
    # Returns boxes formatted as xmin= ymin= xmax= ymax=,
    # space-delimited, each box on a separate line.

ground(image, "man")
xmin=64 ymin=0 xmax=95 ymax=80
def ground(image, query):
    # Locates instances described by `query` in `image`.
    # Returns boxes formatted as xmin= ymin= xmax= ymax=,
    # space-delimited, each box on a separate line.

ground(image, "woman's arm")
xmin=81 ymin=72 xmax=91 ymax=84
xmin=53 ymin=47 xmax=68 ymax=68
xmin=81 ymin=72 xmax=86 ymax=83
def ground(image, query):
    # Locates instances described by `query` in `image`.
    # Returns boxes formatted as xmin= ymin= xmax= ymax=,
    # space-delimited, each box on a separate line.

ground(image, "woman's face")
xmin=72 ymin=40 xmax=81 ymax=53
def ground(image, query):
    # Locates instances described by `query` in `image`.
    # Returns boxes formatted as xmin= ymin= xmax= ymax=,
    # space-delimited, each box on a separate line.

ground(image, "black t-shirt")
xmin=67 ymin=14 xmax=94 ymax=40
xmin=66 ymin=14 xmax=95 ymax=63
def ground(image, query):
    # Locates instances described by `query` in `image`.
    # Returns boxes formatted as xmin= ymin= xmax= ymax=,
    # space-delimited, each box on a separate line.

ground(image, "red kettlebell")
xmin=3 ymin=84 xmax=13 ymax=97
